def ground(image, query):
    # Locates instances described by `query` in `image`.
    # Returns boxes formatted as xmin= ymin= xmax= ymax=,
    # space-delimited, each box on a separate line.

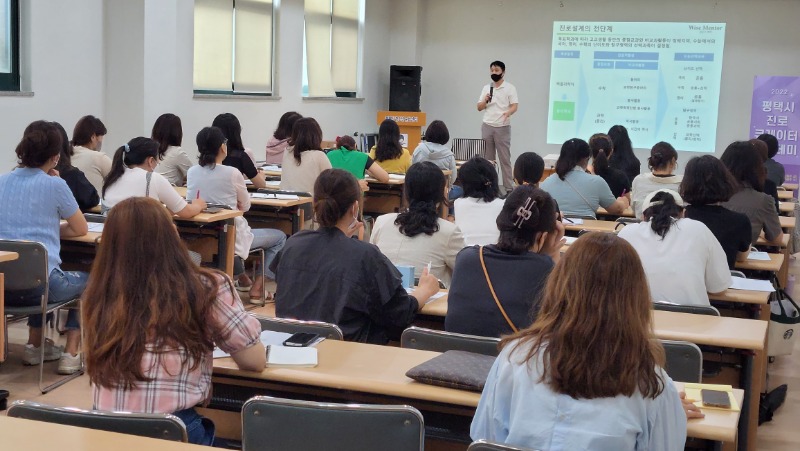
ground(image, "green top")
xmin=327 ymin=147 xmax=370 ymax=180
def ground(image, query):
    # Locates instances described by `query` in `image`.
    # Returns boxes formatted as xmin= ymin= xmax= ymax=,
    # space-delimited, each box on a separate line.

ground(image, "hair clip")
xmin=124 ymin=143 xmax=131 ymax=153
xmin=514 ymin=197 xmax=535 ymax=228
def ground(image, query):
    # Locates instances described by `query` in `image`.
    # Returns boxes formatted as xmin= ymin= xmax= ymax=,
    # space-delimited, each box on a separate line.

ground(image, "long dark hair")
xmin=53 ymin=122 xmax=75 ymax=172
xmin=212 ymin=113 xmax=245 ymax=151
xmin=720 ymin=141 xmax=765 ymax=192
xmin=555 ymin=138 xmax=591 ymax=180
xmin=196 ymin=126 xmax=227 ymax=168
xmin=642 ymin=190 xmax=684 ymax=239
xmin=395 ymin=162 xmax=446 ymax=237
xmin=588 ymin=133 xmax=613 ymax=178
xmin=375 ymin=119 xmax=403 ymax=162
xmin=151 ymin=113 xmax=183 ymax=160
xmin=608 ymin=125 xmax=639 ymax=170
xmin=459 ymin=156 xmax=500 ymax=202
xmin=83 ymin=197 xmax=221 ymax=389
xmin=274 ymin=111 xmax=303 ymax=140
xmin=288 ymin=117 xmax=323 ymax=165
xmin=313 ymin=169 xmax=361 ymax=227
xmin=496 ymin=186 xmax=557 ymax=254
xmin=102 ymin=137 xmax=159 ymax=197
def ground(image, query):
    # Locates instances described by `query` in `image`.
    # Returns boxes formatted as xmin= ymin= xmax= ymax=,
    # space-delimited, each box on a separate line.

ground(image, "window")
xmin=303 ymin=0 xmax=362 ymax=98
xmin=0 ymin=0 xmax=20 ymax=91
xmin=193 ymin=0 xmax=275 ymax=95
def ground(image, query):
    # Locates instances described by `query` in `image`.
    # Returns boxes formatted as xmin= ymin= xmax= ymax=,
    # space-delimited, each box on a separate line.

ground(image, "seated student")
xmin=369 ymin=119 xmax=412 ymax=174
xmin=101 ymin=137 xmax=207 ymax=217
xmin=0 ymin=121 xmax=89 ymax=375
xmin=512 ymin=152 xmax=544 ymax=187
xmin=680 ymin=156 xmax=752 ymax=269
xmin=454 ymin=157 xmax=505 ymax=246
xmin=187 ymin=127 xmax=286 ymax=303
xmin=411 ymin=120 xmax=457 ymax=185
xmin=446 ymin=185 xmax=565 ymax=337
xmin=370 ymin=162 xmax=465 ymax=286
xmin=53 ymin=122 xmax=99 ymax=212
xmin=750 ymin=138 xmax=780 ymax=210
xmin=721 ymin=141 xmax=784 ymax=245
xmin=540 ymin=138 xmax=628 ymax=218
xmin=270 ymin=169 xmax=440 ymax=344
xmin=588 ymin=133 xmax=631 ymax=198
xmin=212 ymin=113 xmax=266 ymax=189
xmin=327 ymin=135 xmax=389 ymax=188
xmin=83 ymin=197 xmax=266 ymax=446
xmin=266 ymin=111 xmax=302 ymax=165
xmin=607 ymin=124 xmax=641 ymax=182
xmin=70 ymin=114 xmax=112 ymax=194
xmin=619 ymin=190 xmax=731 ymax=307
xmin=758 ymin=133 xmax=785 ymax=187
xmin=152 ymin=113 xmax=192 ymax=186
xmin=471 ymin=232 xmax=693 ymax=451
xmin=280 ymin=117 xmax=333 ymax=194
xmin=631 ymin=142 xmax=682 ymax=219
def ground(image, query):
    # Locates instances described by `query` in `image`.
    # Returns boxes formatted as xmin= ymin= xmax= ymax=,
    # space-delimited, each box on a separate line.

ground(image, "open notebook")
xmin=213 ymin=330 xmax=320 ymax=367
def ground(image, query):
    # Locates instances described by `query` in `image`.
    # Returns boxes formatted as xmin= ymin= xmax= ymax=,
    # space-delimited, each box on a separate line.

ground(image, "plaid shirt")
xmin=93 ymin=273 xmax=261 ymax=413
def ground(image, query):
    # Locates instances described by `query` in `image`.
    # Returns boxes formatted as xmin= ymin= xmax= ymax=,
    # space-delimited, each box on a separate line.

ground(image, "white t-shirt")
xmin=454 ymin=197 xmax=505 ymax=246
xmin=618 ymin=218 xmax=731 ymax=307
xmin=102 ymin=167 xmax=188 ymax=213
xmin=72 ymin=145 xmax=113 ymax=193
xmin=478 ymin=81 xmax=518 ymax=127
xmin=155 ymin=146 xmax=193 ymax=186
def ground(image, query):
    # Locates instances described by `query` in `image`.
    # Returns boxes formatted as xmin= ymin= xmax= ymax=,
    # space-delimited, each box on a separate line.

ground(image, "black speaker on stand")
xmin=389 ymin=65 xmax=422 ymax=112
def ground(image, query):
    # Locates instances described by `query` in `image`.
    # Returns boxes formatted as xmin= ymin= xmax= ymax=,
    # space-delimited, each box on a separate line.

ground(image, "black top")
xmin=609 ymin=155 xmax=640 ymax=182
xmin=223 ymin=149 xmax=258 ymax=179
xmin=270 ymin=227 xmax=418 ymax=344
xmin=684 ymin=204 xmax=752 ymax=269
xmin=445 ymin=245 xmax=554 ymax=338
xmin=60 ymin=166 xmax=99 ymax=212
xmin=764 ymin=179 xmax=780 ymax=212
xmin=597 ymin=167 xmax=631 ymax=198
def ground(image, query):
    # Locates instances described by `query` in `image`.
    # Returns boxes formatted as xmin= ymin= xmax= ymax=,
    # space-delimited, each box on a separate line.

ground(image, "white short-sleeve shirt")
xmin=618 ymin=218 xmax=731 ymax=306
xmin=478 ymin=81 xmax=518 ymax=127
xmin=102 ymin=167 xmax=188 ymax=213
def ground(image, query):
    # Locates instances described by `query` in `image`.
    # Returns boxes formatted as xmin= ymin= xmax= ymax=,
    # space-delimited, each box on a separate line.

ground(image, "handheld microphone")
xmin=488 ymin=85 xmax=494 ymax=103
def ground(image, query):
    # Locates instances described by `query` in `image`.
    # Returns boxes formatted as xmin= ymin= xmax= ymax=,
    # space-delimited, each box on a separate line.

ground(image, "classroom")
xmin=1 ymin=0 xmax=800 ymax=450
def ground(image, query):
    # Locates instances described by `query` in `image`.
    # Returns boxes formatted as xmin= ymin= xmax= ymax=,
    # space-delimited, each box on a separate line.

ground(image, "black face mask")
xmin=491 ymin=73 xmax=503 ymax=82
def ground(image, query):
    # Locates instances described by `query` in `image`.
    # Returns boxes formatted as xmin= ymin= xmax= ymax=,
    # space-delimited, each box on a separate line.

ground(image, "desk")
xmin=777 ymin=190 xmax=793 ymax=200
xmin=782 ymin=183 xmax=799 ymax=191
xmin=0 ymin=416 xmax=206 ymax=451
xmin=563 ymin=219 xmax=619 ymax=233
xmin=734 ymin=253 xmax=783 ymax=273
xmin=779 ymin=215 xmax=795 ymax=230
xmin=363 ymin=177 xmax=405 ymax=215
xmin=779 ymin=201 xmax=793 ymax=215
xmin=209 ymin=334 xmax=743 ymax=447
xmin=0 ymin=250 xmax=20 ymax=363
xmin=596 ymin=206 xmax=635 ymax=218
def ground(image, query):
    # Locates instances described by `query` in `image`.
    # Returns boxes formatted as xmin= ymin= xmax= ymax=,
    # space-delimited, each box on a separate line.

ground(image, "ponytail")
xmin=313 ymin=169 xmax=361 ymax=228
xmin=102 ymin=137 xmax=159 ymax=197
xmin=589 ymin=134 xmax=613 ymax=178
xmin=642 ymin=190 xmax=684 ymax=239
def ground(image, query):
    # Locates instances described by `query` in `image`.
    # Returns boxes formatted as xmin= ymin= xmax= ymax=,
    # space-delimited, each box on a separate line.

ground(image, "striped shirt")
xmin=92 ymin=272 xmax=261 ymax=413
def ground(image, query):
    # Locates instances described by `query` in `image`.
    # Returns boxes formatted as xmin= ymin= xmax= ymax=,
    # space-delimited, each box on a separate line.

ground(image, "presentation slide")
xmin=546 ymin=22 xmax=726 ymax=152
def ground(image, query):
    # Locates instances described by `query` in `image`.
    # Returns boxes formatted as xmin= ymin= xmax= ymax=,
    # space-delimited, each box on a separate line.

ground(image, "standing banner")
xmin=750 ymin=76 xmax=800 ymax=185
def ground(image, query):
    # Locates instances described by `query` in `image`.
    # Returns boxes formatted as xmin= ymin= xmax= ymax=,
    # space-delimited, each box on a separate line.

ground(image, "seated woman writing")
xmin=83 ymin=197 xmax=266 ymax=446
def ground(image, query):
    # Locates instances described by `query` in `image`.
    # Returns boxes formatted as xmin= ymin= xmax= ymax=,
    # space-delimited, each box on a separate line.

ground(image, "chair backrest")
xmin=83 ymin=213 xmax=106 ymax=223
xmin=0 ymin=240 xmax=48 ymax=296
xmin=468 ymin=439 xmax=539 ymax=451
xmin=653 ymin=302 xmax=720 ymax=316
xmin=242 ymin=396 xmax=424 ymax=451
xmin=400 ymin=326 xmax=500 ymax=357
xmin=7 ymin=401 xmax=187 ymax=442
xmin=255 ymin=315 xmax=344 ymax=340
xmin=730 ymin=270 xmax=746 ymax=279
xmin=451 ymin=138 xmax=486 ymax=162
xmin=660 ymin=339 xmax=703 ymax=383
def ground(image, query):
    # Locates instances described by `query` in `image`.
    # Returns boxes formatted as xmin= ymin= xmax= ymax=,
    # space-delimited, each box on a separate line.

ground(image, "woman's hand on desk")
xmin=358 ymin=179 xmax=369 ymax=192
xmin=680 ymin=391 xmax=705 ymax=419
xmin=413 ymin=267 xmax=440 ymax=310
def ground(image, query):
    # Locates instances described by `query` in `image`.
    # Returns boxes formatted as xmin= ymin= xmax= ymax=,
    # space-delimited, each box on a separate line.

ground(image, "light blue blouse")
xmin=0 ymin=168 xmax=79 ymax=274
xmin=540 ymin=167 xmax=616 ymax=219
xmin=471 ymin=340 xmax=687 ymax=451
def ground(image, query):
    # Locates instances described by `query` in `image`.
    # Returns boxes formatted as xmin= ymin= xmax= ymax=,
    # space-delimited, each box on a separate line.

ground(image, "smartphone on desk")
xmin=701 ymin=389 xmax=731 ymax=408
xmin=283 ymin=333 xmax=320 ymax=347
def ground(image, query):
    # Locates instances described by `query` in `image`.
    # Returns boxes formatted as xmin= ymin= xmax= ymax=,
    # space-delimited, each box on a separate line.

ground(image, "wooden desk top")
xmin=779 ymin=201 xmax=793 ymax=214
xmin=779 ymin=215 xmax=796 ymax=229
xmin=735 ymin=252 xmax=783 ymax=272
xmin=777 ymin=190 xmax=793 ymax=200
xmin=365 ymin=177 xmax=405 ymax=186
xmin=250 ymin=196 xmax=312 ymax=208
xmin=214 ymin=339 xmax=482 ymax=407
xmin=563 ymin=219 xmax=619 ymax=233
xmin=708 ymin=289 xmax=770 ymax=305
xmin=596 ymin=206 xmax=635 ymax=218
xmin=652 ymin=310 xmax=766 ymax=350
xmin=0 ymin=416 xmax=206 ymax=450
xmin=0 ymin=250 xmax=19 ymax=263
xmin=674 ymin=383 xmax=744 ymax=443
xmin=782 ymin=183 xmax=799 ymax=191
xmin=755 ymin=233 xmax=790 ymax=248
xmin=62 ymin=232 xmax=102 ymax=244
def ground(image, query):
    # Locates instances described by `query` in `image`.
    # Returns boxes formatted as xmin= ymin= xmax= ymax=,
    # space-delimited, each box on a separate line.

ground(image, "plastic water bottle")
xmin=787 ymin=274 xmax=796 ymax=298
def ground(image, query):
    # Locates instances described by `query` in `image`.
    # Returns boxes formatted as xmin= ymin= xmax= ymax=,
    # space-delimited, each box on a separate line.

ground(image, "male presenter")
xmin=477 ymin=60 xmax=518 ymax=192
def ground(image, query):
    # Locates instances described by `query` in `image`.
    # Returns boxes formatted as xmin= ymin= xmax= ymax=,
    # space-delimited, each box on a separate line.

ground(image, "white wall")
xmin=408 ymin=0 xmax=800 ymax=173
xmin=0 ymin=0 xmax=105 ymax=172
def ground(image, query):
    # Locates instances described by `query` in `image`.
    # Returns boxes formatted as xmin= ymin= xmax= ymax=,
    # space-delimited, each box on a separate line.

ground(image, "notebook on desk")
xmin=266 ymin=345 xmax=318 ymax=367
